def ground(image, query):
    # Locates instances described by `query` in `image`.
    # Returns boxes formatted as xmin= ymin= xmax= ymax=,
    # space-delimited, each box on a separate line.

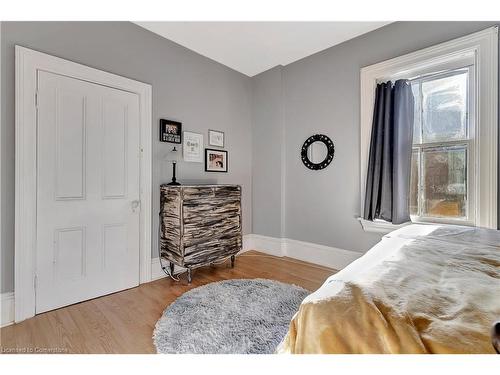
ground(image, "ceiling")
xmin=134 ymin=22 xmax=390 ymax=76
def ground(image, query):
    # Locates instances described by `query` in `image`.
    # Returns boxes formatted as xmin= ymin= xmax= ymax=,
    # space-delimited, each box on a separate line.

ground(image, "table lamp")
xmin=167 ymin=146 xmax=181 ymax=186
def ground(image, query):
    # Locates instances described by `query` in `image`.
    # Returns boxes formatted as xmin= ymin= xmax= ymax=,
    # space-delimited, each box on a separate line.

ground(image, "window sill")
xmin=357 ymin=218 xmax=411 ymax=234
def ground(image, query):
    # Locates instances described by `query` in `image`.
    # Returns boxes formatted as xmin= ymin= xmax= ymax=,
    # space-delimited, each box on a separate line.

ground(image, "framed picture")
xmin=159 ymin=119 xmax=182 ymax=144
xmin=183 ymin=131 xmax=204 ymax=163
xmin=208 ymin=129 xmax=224 ymax=147
xmin=205 ymin=149 xmax=228 ymax=172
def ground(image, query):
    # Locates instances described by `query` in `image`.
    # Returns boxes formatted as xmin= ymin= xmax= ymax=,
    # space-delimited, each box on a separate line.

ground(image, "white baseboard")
xmin=283 ymin=238 xmax=362 ymax=270
xmin=1 ymin=292 xmax=15 ymax=328
xmin=246 ymin=234 xmax=362 ymax=271
xmin=242 ymin=234 xmax=254 ymax=253
xmin=243 ymin=234 xmax=283 ymax=257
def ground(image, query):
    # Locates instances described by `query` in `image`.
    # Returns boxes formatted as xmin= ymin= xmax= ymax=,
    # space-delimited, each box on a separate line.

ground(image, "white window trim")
xmin=359 ymin=27 xmax=498 ymax=233
xmin=15 ymin=46 xmax=153 ymax=322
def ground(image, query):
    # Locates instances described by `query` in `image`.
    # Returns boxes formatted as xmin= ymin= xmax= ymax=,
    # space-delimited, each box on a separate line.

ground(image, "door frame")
xmin=15 ymin=46 xmax=153 ymax=322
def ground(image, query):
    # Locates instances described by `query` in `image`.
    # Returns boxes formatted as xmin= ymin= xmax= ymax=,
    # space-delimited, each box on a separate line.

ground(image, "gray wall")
xmin=1 ymin=22 xmax=253 ymax=293
xmin=252 ymin=21 xmax=499 ymax=253
xmin=251 ymin=66 xmax=284 ymax=237
xmin=2 ymin=21 xmax=499 ymax=294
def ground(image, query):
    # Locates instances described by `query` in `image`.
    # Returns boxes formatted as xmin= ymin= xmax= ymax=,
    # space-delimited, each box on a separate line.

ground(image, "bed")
xmin=278 ymin=224 xmax=500 ymax=354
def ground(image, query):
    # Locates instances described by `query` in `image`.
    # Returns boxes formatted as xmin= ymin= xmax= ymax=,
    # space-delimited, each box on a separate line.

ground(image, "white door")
xmin=36 ymin=70 xmax=141 ymax=313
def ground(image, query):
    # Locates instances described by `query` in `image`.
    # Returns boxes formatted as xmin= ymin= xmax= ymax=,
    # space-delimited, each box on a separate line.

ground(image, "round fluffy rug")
xmin=153 ymin=278 xmax=309 ymax=354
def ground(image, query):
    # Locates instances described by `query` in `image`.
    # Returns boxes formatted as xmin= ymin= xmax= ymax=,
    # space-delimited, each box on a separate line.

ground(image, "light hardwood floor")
xmin=0 ymin=251 xmax=335 ymax=354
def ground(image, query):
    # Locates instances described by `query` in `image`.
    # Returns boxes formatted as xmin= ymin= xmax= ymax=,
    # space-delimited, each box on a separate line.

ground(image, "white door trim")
xmin=15 ymin=46 xmax=153 ymax=323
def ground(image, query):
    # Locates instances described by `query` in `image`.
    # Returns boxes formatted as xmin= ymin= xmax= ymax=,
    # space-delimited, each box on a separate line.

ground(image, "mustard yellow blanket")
xmin=278 ymin=224 xmax=500 ymax=354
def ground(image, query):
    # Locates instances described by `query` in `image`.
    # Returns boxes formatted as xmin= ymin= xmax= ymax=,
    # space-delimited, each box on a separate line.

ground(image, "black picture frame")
xmin=159 ymin=119 xmax=182 ymax=144
xmin=205 ymin=148 xmax=228 ymax=173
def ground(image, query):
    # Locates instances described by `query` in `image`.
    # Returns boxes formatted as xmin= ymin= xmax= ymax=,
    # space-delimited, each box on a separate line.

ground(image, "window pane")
xmin=422 ymin=72 xmax=468 ymax=142
xmin=411 ymin=82 xmax=422 ymax=144
xmin=410 ymin=150 xmax=419 ymax=216
xmin=422 ymin=146 xmax=467 ymax=219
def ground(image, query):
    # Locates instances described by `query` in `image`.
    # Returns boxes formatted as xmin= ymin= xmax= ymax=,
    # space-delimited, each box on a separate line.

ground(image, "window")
xmin=410 ymin=67 xmax=474 ymax=224
xmin=360 ymin=27 xmax=498 ymax=233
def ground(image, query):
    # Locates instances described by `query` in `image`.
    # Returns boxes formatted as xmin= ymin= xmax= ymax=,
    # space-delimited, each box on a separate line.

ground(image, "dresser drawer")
xmin=183 ymin=214 xmax=240 ymax=248
xmin=183 ymin=236 xmax=242 ymax=266
xmin=182 ymin=186 xmax=215 ymax=201
xmin=214 ymin=185 xmax=241 ymax=199
xmin=183 ymin=200 xmax=240 ymax=224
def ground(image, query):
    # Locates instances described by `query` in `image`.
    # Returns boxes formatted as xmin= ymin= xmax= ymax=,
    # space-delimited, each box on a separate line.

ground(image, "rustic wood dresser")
xmin=159 ymin=184 xmax=242 ymax=283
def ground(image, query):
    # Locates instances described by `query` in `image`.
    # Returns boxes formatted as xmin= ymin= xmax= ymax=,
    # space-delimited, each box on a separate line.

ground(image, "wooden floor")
xmin=0 ymin=251 xmax=335 ymax=354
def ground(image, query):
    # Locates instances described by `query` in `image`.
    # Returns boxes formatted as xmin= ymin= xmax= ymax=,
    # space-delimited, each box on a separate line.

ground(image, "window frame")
xmin=359 ymin=27 xmax=498 ymax=233
xmin=410 ymin=66 xmax=475 ymax=226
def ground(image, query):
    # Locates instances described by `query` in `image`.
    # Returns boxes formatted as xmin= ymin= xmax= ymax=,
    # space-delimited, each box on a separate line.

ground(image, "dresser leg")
xmin=230 ymin=255 xmax=235 ymax=268
xmin=187 ymin=268 xmax=192 ymax=284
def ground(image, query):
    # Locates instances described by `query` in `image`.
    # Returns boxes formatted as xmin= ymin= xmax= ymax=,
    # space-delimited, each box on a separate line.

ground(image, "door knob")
xmin=131 ymin=200 xmax=141 ymax=212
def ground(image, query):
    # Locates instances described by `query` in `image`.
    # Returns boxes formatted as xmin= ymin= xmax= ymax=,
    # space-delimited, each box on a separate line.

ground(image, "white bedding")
xmin=306 ymin=224 xmax=439 ymax=302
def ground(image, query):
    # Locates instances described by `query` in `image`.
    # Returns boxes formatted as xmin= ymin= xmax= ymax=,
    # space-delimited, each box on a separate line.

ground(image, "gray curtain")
xmin=363 ymin=79 xmax=414 ymax=224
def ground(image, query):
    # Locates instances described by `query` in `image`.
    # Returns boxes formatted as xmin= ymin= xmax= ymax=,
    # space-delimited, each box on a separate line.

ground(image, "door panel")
xmin=54 ymin=227 xmax=86 ymax=281
xmin=102 ymin=98 xmax=128 ymax=199
xmin=36 ymin=71 xmax=141 ymax=314
xmin=54 ymin=90 xmax=86 ymax=200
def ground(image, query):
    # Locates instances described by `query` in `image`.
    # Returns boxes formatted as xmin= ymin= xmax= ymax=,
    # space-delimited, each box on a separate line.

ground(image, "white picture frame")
xmin=208 ymin=129 xmax=224 ymax=147
xmin=183 ymin=131 xmax=204 ymax=163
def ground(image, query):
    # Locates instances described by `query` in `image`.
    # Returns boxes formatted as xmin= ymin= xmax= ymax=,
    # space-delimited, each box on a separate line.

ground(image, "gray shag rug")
xmin=153 ymin=278 xmax=309 ymax=354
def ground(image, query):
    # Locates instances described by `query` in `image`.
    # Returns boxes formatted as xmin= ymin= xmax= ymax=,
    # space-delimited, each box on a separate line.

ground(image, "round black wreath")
xmin=301 ymin=134 xmax=335 ymax=170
